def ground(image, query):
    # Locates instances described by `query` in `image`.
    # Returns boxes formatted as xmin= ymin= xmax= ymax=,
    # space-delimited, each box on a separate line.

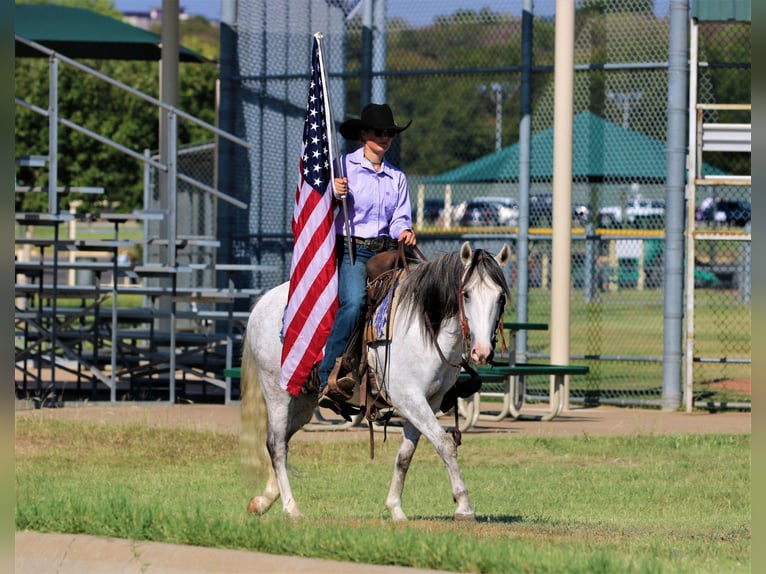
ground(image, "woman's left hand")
xmin=399 ymin=229 xmax=416 ymax=246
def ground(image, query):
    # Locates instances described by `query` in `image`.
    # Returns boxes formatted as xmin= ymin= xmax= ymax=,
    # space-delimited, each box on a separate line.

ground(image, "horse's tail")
xmin=239 ymin=333 xmax=271 ymax=481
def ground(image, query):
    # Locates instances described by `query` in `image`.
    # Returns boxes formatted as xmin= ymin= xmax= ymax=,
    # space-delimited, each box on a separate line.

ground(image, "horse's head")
xmin=459 ymin=241 xmax=511 ymax=365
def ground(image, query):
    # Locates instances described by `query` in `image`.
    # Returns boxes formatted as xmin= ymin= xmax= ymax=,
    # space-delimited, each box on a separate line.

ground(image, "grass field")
xmin=16 ymin=417 xmax=750 ymax=573
xmin=519 ymin=287 xmax=751 ymax=404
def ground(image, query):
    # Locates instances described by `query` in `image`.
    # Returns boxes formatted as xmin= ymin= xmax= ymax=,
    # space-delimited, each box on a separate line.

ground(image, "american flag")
xmin=279 ymin=36 xmax=339 ymax=395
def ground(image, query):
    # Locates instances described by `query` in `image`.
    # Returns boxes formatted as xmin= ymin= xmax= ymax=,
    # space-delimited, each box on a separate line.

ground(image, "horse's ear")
xmin=460 ymin=241 xmax=472 ymax=266
xmin=495 ymin=244 xmax=511 ymax=268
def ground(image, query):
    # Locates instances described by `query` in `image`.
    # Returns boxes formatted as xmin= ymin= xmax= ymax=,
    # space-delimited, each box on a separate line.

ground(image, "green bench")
xmin=222 ymin=322 xmax=589 ymax=428
xmin=456 ymin=361 xmax=589 ymax=428
xmin=450 ymin=320 xmax=589 ymax=428
xmin=224 ymin=367 xmax=241 ymax=380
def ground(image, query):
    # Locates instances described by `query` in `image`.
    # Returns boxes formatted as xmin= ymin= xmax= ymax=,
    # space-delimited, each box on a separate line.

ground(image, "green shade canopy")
xmin=692 ymin=0 xmax=750 ymax=22
xmin=427 ymin=112 xmax=724 ymax=184
xmin=15 ymin=4 xmax=208 ymax=62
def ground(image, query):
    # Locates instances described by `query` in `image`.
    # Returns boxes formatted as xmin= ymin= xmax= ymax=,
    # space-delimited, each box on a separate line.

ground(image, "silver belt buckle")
xmin=365 ymin=237 xmax=386 ymax=252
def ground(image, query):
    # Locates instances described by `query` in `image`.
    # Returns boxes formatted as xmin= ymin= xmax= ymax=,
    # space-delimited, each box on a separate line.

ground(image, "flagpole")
xmin=315 ymin=32 xmax=355 ymax=266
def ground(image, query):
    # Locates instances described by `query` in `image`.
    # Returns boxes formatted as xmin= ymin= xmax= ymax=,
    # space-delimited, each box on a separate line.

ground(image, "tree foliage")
xmin=15 ymin=0 xmax=219 ymax=214
xmin=15 ymin=2 xmax=749 ymax=212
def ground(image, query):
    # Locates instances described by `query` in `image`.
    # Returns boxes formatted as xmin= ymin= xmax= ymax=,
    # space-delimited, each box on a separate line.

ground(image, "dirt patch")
xmin=701 ymin=379 xmax=751 ymax=394
xmin=15 ymin=402 xmax=751 ymax=439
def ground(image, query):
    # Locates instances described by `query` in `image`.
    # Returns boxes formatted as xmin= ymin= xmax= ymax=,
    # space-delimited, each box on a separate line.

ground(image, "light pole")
xmin=479 ymin=83 xmax=510 ymax=151
xmin=606 ymin=90 xmax=643 ymax=128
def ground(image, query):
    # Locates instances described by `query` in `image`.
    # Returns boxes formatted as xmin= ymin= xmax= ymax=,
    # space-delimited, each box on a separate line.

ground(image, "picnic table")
xmin=456 ymin=321 xmax=589 ymax=429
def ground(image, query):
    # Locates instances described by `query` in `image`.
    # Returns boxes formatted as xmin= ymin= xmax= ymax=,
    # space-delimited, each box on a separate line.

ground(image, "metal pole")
xmin=498 ymin=86 xmax=506 ymax=150
xmin=360 ymin=0 xmax=373 ymax=107
xmin=684 ymin=16 xmax=699 ymax=413
xmin=217 ymin=0 xmax=240 ymax=293
xmin=48 ymin=56 xmax=59 ymax=402
xmin=584 ymin=223 xmax=595 ymax=303
xmin=550 ymin=0 xmax=574 ymax=408
xmin=161 ymin=0 xmax=179 ymax=270
xmin=663 ymin=0 xmax=689 ymax=411
xmin=48 ymin=56 xmax=58 ymax=214
xmin=168 ymin=110 xmax=178 ymax=403
xmin=160 ymin=0 xmax=179 ymax=402
xmin=315 ymin=33 xmax=354 ymax=265
xmin=516 ymin=0 xmax=533 ymax=363
xmin=372 ymin=0 xmax=387 ymax=104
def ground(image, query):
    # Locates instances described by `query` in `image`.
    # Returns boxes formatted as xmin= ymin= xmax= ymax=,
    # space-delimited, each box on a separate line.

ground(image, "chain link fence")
xmin=687 ymin=15 xmax=750 ymax=407
xmin=223 ymin=0 xmax=749 ymax=408
xmin=145 ymin=142 xmax=219 ymax=324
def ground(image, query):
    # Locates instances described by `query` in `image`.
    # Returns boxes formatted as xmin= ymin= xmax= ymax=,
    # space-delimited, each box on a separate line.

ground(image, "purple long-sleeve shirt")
xmin=333 ymin=147 xmax=413 ymax=240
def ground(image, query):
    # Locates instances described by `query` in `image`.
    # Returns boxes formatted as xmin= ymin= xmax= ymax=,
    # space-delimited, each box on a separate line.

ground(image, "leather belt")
xmin=342 ymin=235 xmax=398 ymax=253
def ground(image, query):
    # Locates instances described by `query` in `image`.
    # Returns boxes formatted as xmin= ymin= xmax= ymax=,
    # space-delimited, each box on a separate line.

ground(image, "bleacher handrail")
xmin=15 ymin=35 xmax=249 ymax=210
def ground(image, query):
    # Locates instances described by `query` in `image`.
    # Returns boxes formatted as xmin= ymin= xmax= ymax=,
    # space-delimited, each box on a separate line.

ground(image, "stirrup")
xmin=318 ymin=394 xmax=359 ymax=422
xmin=326 ymin=356 xmax=358 ymax=402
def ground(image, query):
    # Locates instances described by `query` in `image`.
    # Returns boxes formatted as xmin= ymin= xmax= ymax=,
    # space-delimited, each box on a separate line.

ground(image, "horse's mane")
xmin=397 ymin=248 xmax=509 ymax=346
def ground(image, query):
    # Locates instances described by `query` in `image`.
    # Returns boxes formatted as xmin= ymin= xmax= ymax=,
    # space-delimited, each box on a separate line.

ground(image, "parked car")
xmin=460 ymin=200 xmax=503 ymax=227
xmin=459 ymin=196 xmax=519 ymax=227
xmin=529 ymin=194 xmax=553 ymax=227
xmin=696 ymin=198 xmax=750 ymax=227
xmin=529 ymin=193 xmax=590 ymax=227
xmin=598 ymin=198 xmax=665 ymax=228
xmin=413 ymin=198 xmax=446 ymax=224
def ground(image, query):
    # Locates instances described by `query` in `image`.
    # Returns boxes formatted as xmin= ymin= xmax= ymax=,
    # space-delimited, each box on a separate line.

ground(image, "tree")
xmin=15 ymin=0 xmax=220 ymax=213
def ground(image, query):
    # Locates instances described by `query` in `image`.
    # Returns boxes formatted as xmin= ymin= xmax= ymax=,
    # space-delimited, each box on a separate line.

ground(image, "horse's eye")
xmin=463 ymin=290 xmax=470 ymax=301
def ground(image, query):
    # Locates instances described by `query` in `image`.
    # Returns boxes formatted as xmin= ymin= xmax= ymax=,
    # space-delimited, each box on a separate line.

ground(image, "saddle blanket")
xmin=369 ymin=280 xmax=401 ymax=342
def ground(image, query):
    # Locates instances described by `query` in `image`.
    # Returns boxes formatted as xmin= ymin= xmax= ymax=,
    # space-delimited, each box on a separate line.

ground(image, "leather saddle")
xmin=321 ymin=247 xmax=411 ymax=419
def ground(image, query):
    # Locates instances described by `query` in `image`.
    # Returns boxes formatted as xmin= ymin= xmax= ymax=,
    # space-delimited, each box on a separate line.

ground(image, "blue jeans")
xmin=318 ymin=243 xmax=375 ymax=389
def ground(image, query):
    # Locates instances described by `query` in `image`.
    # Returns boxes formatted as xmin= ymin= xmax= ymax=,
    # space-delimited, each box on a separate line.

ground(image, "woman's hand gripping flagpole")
xmin=335 ymin=159 xmax=355 ymax=266
xmin=315 ymin=31 xmax=355 ymax=266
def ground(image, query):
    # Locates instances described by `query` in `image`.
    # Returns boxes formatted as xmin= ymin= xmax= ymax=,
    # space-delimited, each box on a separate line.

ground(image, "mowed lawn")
xmin=16 ymin=417 xmax=750 ymax=573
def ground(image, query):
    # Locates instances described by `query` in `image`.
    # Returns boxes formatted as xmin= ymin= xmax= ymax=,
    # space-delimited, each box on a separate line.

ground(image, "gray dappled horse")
xmin=240 ymin=241 xmax=510 ymax=521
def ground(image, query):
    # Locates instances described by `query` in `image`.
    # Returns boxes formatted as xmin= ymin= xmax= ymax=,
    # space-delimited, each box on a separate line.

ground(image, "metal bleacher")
xmin=14 ymin=36 xmax=266 ymax=407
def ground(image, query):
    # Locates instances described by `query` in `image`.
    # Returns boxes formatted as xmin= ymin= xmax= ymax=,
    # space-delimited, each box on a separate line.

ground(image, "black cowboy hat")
xmin=339 ymin=103 xmax=412 ymax=140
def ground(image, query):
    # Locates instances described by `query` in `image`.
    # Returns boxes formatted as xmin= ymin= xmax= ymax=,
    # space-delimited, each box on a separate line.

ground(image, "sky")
xmin=113 ymin=1 xmax=669 ymax=27
xmin=113 ymin=1 xmax=545 ymax=25
xmin=114 ymin=1 xmax=223 ymax=20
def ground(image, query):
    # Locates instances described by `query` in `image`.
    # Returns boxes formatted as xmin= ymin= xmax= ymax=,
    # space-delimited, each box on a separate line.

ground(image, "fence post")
xmin=584 ymin=223 xmax=594 ymax=303
xmin=742 ymin=221 xmax=751 ymax=304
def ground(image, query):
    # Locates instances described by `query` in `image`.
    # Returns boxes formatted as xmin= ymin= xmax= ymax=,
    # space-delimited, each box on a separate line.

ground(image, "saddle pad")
xmin=367 ymin=271 xmax=405 ymax=342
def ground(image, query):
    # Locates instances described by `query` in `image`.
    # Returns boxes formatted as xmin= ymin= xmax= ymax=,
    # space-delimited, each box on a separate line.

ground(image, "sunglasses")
xmin=371 ymin=128 xmax=397 ymax=138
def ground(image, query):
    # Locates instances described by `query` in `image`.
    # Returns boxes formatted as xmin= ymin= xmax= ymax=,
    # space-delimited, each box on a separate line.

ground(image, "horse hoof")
xmin=454 ymin=512 xmax=476 ymax=522
xmin=388 ymin=508 xmax=408 ymax=521
xmin=247 ymin=497 xmax=267 ymax=515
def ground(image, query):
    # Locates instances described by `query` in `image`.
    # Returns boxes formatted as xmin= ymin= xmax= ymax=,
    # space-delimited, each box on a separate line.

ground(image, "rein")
xmin=364 ymin=246 xmax=507 ymax=451
xmin=424 ymin=251 xmax=506 ymax=446
xmin=363 ymin=242 xmax=426 ymax=457
xmin=450 ymin=251 xmax=508 ymax=365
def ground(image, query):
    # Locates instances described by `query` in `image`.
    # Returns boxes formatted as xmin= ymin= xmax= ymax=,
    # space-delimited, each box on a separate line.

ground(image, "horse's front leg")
xmin=395 ymin=398 xmax=475 ymax=521
xmin=386 ymin=422 xmax=421 ymax=521
xmin=247 ymin=463 xmax=280 ymax=515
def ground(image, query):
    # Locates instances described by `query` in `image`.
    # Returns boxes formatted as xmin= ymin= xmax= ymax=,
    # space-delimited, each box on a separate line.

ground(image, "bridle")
xmin=429 ymin=252 xmax=508 ymax=370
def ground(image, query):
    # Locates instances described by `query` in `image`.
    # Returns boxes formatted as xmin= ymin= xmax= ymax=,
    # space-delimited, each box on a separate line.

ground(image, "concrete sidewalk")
xmin=15 ymin=532 xmax=455 ymax=574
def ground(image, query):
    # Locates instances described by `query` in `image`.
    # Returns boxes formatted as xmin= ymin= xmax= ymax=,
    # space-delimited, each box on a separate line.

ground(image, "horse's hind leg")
xmin=266 ymin=402 xmax=307 ymax=518
xmin=385 ymin=423 xmax=421 ymax=521
xmin=246 ymin=400 xmax=305 ymax=518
